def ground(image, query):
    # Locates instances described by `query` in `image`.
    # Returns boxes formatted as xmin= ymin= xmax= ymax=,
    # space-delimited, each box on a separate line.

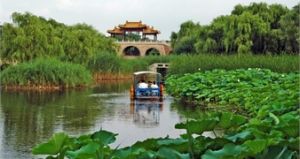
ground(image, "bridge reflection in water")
xmin=130 ymin=100 xmax=163 ymax=127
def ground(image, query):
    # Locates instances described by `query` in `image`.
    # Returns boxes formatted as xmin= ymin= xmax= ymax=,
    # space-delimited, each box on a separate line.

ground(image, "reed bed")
xmin=167 ymin=54 xmax=299 ymax=75
xmin=1 ymin=58 xmax=92 ymax=89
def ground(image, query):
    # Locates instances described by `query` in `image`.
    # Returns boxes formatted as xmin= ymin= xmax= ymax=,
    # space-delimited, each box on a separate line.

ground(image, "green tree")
xmin=279 ymin=4 xmax=300 ymax=53
xmin=171 ymin=3 xmax=299 ymax=55
xmin=0 ymin=12 xmax=118 ymax=64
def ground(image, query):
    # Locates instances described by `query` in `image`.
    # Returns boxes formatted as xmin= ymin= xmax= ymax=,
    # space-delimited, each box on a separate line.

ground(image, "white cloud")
xmin=55 ymin=0 xmax=80 ymax=10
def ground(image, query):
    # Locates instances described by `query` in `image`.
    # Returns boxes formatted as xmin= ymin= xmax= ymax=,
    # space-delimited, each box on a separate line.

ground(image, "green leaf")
xmin=66 ymin=142 xmax=99 ymax=159
xmin=112 ymin=148 xmax=156 ymax=159
xmin=202 ymin=143 xmax=246 ymax=159
xmin=131 ymin=138 xmax=161 ymax=150
xmin=256 ymin=146 xmax=296 ymax=159
xmin=75 ymin=135 xmax=93 ymax=145
xmin=242 ymin=139 xmax=268 ymax=155
xmin=32 ymin=132 xmax=68 ymax=155
xmin=157 ymin=138 xmax=188 ymax=146
xmin=157 ymin=147 xmax=189 ymax=159
xmin=91 ymin=130 xmax=117 ymax=145
xmin=286 ymin=137 xmax=300 ymax=150
xmin=175 ymin=118 xmax=218 ymax=135
xmin=225 ymin=130 xmax=251 ymax=142
xmin=218 ymin=112 xmax=247 ymax=129
xmin=269 ymin=112 xmax=280 ymax=125
xmin=157 ymin=138 xmax=189 ymax=152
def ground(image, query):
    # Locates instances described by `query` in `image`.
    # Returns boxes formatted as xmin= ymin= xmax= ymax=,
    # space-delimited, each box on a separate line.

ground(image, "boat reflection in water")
xmin=130 ymin=100 xmax=163 ymax=127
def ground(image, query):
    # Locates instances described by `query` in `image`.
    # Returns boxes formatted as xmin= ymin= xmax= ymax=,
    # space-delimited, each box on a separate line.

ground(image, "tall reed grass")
xmin=87 ymin=54 xmax=298 ymax=75
xmin=87 ymin=53 xmax=172 ymax=74
xmin=168 ymin=54 xmax=299 ymax=75
xmin=1 ymin=58 xmax=92 ymax=87
xmin=2 ymin=54 xmax=297 ymax=87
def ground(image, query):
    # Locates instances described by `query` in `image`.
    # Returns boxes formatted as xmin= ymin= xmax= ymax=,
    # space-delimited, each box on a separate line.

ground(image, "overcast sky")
xmin=0 ymin=0 xmax=298 ymax=40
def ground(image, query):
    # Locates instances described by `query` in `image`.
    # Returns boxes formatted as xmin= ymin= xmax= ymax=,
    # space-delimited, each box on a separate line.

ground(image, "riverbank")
xmin=1 ymin=84 xmax=89 ymax=92
xmin=168 ymin=54 xmax=299 ymax=75
xmin=93 ymin=72 xmax=132 ymax=81
xmin=0 ymin=58 xmax=92 ymax=91
xmin=1 ymin=73 xmax=132 ymax=91
xmin=1 ymin=54 xmax=299 ymax=91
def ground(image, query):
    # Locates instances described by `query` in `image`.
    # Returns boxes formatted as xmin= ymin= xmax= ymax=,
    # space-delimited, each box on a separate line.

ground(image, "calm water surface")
xmin=0 ymin=82 xmax=191 ymax=158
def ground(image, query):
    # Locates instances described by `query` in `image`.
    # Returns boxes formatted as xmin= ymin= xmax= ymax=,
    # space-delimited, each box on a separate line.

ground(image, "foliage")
xmin=165 ymin=68 xmax=299 ymax=158
xmin=86 ymin=54 xmax=172 ymax=73
xmin=87 ymin=52 xmax=121 ymax=73
xmin=166 ymin=69 xmax=299 ymax=115
xmin=171 ymin=3 xmax=300 ymax=54
xmin=0 ymin=12 xmax=118 ymax=64
xmin=1 ymin=58 xmax=92 ymax=87
xmin=87 ymin=54 xmax=298 ymax=75
xmin=171 ymin=21 xmax=200 ymax=54
xmin=34 ymin=69 xmax=299 ymax=158
xmin=167 ymin=54 xmax=299 ymax=75
xmin=32 ymin=130 xmax=191 ymax=159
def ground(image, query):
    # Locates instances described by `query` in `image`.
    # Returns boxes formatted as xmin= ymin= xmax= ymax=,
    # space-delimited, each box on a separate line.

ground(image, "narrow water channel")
xmin=0 ymin=82 xmax=188 ymax=158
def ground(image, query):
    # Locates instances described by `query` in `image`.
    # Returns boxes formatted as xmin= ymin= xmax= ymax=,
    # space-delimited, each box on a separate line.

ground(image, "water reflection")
xmin=130 ymin=100 xmax=163 ymax=127
xmin=0 ymin=89 xmax=104 ymax=159
xmin=0 ymin=82 xmax=185 ymax=158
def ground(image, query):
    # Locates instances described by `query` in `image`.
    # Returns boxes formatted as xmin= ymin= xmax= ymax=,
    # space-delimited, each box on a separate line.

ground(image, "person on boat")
xmin=147 ymin=81 xmax=152 ymax=88
xmin=151 ymin=81 xmax=159 ymax=96
xmin=151 ymin=81 xmax=159 ymax=88
xmin=138 ymin=80 xmax=148 ymax=89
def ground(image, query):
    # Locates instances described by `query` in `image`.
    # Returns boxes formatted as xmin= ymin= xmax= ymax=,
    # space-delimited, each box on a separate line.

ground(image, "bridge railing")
xmin=117 ymin=39 xmax=170 ymax=44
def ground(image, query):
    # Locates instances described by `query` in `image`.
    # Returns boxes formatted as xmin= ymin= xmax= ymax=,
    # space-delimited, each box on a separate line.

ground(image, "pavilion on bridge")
xmin=107 ymin=21 xmax=160 ymax=41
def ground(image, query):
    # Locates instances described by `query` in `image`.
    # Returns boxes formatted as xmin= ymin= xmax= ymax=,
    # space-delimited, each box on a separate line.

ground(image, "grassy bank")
xmin=87 ymin=54 xmax=299 ymax=76
xmin=1 ymin=54 xmax=298 ymax=88
xmin=1 ymin=58 xmax=92 ymax=90
xmin=167 ymin=54 xmax=299 ymax=75
xmin=87 ymin=53 xmax=172 ymax=74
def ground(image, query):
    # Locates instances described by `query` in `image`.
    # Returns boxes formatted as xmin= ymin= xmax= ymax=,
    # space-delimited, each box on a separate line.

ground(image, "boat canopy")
xmin=133 ymin=71 xmax=161 ymax=76
xmin=133 ymin=71 xmax=162 ymax=85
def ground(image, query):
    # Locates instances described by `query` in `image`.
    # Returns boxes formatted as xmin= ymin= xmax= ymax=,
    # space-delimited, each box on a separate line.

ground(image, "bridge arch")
xmin=123 ymin=46 xmax=141 ymax=56
xmin=145 ymin=48 xmax=160 ymax=56
xmin=117 ymin=41 xmax=172 ymax=57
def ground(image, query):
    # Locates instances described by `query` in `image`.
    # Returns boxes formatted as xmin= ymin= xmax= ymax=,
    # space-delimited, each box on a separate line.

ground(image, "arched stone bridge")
xmin=117 ymin=41 xmax=172 ymax=57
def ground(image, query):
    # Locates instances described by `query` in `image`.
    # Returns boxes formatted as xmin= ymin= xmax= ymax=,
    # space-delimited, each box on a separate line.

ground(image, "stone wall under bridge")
xmin=117 ymin=41 xmax=172 ymax=57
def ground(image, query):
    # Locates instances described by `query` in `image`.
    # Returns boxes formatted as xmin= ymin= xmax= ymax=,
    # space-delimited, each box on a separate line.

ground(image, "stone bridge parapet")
xmin=117 ymin=40 xmax=172 ymax=57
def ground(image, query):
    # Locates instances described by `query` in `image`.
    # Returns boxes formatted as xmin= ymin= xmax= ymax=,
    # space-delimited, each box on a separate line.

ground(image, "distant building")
xmin=107 ymin=21 xmax=160 ymax=41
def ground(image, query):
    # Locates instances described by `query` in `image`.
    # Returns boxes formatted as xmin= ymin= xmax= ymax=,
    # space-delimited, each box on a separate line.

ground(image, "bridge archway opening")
xmin=145 ymin=48 xmax=160 ymax=56
xmin=123 ymin=46 xmax=140 ymax=56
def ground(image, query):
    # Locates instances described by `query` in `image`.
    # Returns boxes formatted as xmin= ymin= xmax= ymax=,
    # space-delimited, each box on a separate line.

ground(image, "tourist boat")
xmin=130 ymin=71 xmax=164 ymax=100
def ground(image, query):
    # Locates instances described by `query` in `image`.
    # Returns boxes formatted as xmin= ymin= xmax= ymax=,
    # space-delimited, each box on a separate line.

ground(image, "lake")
xmin=0 ymin=82 xmax=191 ymax=158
